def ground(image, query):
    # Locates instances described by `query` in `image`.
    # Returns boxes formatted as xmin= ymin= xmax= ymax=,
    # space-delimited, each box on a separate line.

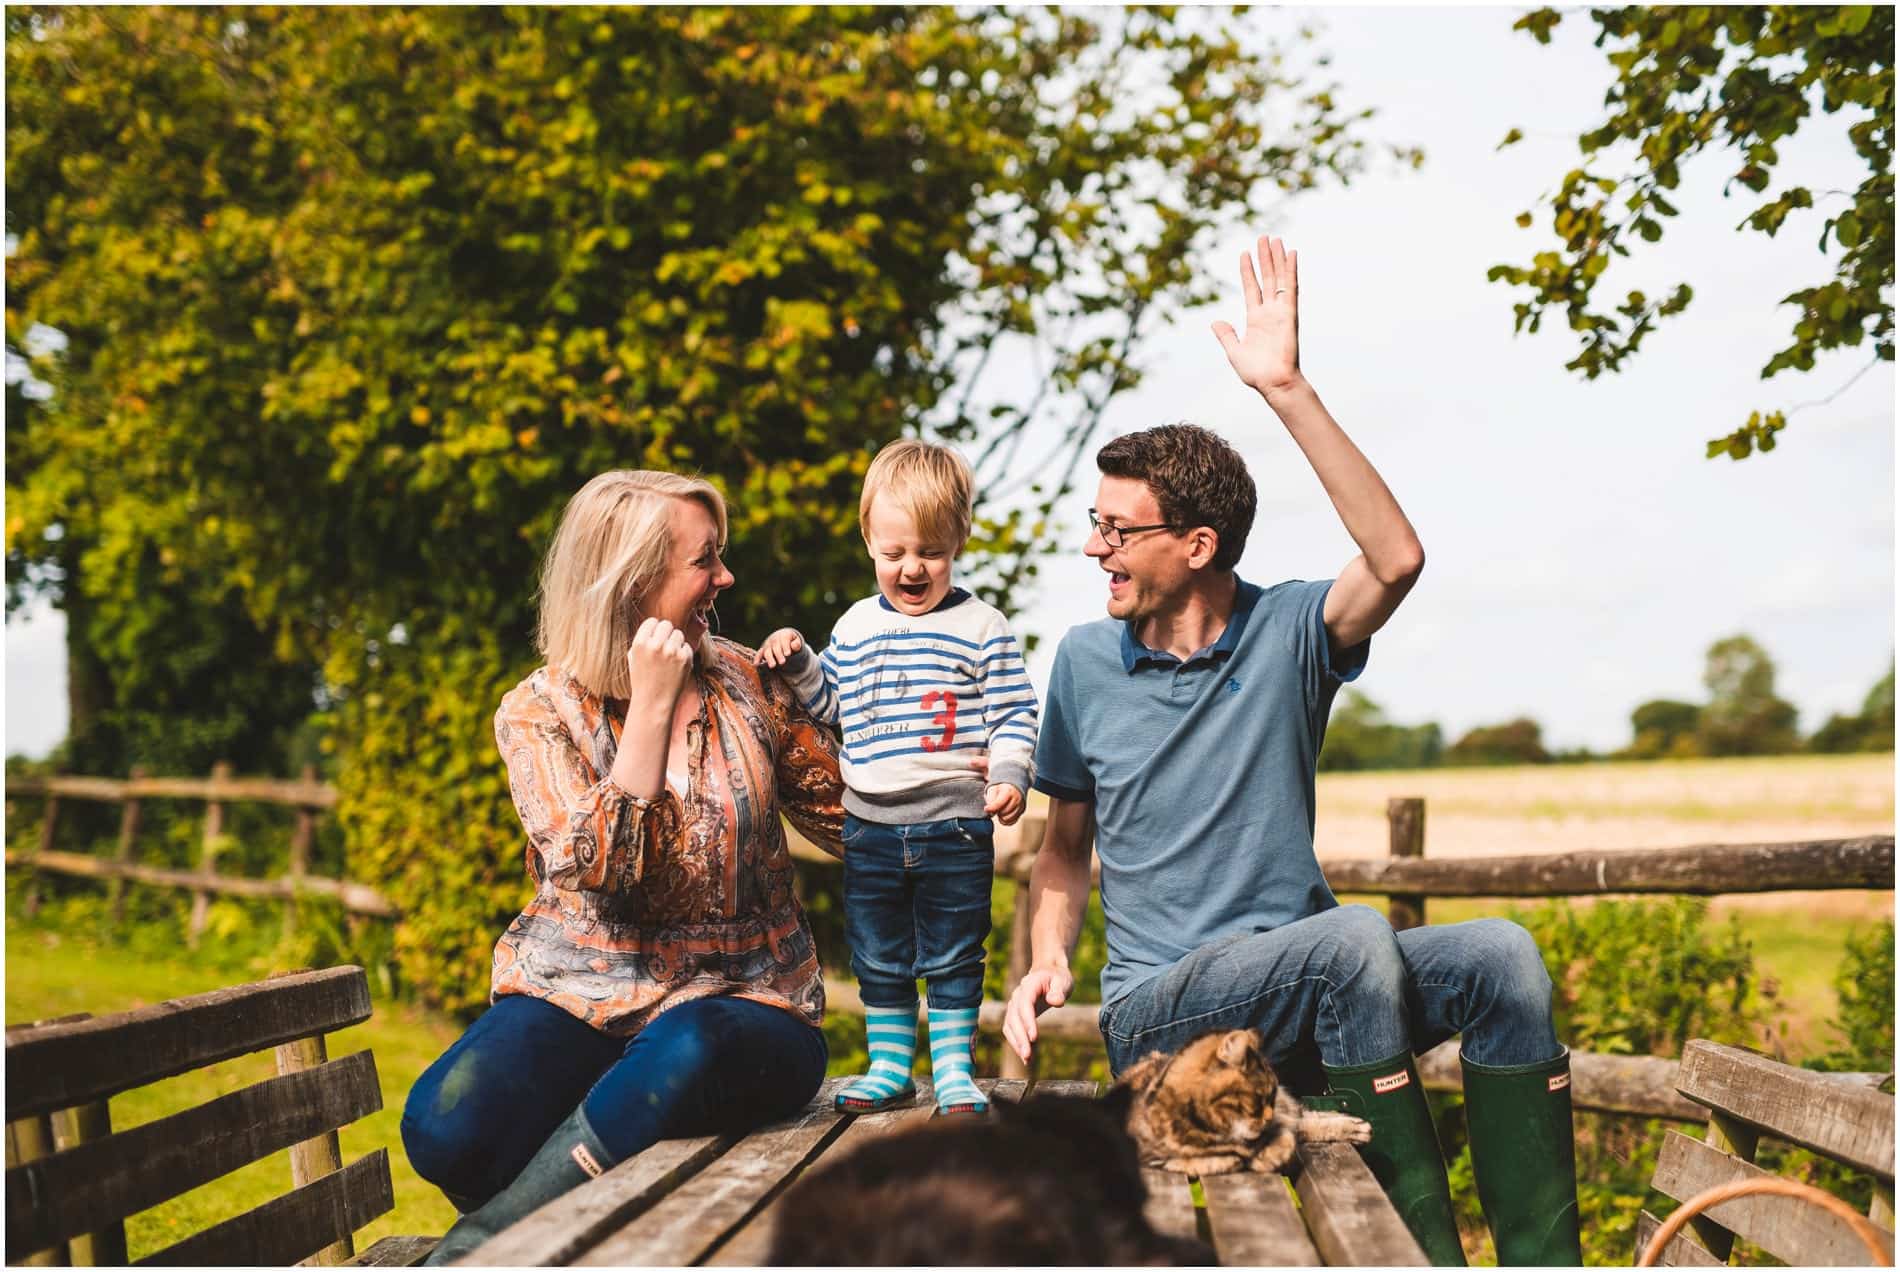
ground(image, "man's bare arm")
xmin=1214 ymin=235 xmax=1424 ymax=651
xmin=1001 ymin=796 xmax=1096 ymax=1063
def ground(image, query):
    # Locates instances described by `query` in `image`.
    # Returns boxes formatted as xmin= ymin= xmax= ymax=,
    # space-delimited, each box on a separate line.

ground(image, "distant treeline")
xmin=1320 ymin=635 xmax=1896 ymax=771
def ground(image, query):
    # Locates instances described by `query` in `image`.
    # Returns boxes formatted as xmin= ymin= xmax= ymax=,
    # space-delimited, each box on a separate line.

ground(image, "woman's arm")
xmin=758 ymin=663 xmax=847 ymax=858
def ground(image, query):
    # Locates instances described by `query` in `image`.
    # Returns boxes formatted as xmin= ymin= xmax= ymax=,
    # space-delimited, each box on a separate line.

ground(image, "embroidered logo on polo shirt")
xmin=571 ymin=1144 xmax=605 ymax=1178
xmin=1548 ymin=1072 xmax=1571 ymax=1093
xmin=1227 ymin=678 xmax=1242 ymax=694
xmin=1372 ymin=1070 xmax=1411 ymax=1094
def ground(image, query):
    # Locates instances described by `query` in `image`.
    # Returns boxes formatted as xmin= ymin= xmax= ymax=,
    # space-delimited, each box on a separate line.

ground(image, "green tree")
xmin=6 ymin=7 xmax=1412 ymax=1007
xmin=1624 ymin=697 xmax=1702 ymax=759
xmin=1490 ymin=6 xmax=1893 ymax=460
xmin=1318 ymin=691 xmax=1444 ymax=771
xmin=1696 ymin=633 xmax=1800 ymax=755
xmin=1809 ymin=659 xmax=1895 ymax=751
xmin=1443 ymin=717 xmax=1551 ymax=767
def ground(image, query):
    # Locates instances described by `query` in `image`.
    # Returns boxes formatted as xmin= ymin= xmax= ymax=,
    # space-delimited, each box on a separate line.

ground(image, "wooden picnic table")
xmin=455 ymin=1079 xmax=1429 ymax=1267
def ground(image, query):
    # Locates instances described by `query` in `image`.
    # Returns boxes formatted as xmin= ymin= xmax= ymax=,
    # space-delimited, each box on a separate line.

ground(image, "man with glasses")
xmin=1001 ymin=236 xmax=1580 ymax=1266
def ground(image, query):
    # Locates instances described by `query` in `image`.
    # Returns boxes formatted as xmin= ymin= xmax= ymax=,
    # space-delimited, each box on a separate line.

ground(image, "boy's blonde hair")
xmin=536 ymin=470 xmax=728 ymax=698
xmin=858 ymin=439 xmax=974 ymax=552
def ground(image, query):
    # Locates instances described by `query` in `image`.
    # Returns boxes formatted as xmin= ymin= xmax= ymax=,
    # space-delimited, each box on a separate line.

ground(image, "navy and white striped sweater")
xmin=782 ymin=588 xmax=1038 ymax=823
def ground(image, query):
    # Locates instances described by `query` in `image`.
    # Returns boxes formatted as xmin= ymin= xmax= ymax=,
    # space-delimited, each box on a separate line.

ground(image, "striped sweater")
xmin=782 ymin=588 xmax=1039 ymax=823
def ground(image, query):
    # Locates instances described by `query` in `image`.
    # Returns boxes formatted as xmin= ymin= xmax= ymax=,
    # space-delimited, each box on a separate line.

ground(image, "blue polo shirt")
xmin=1032 ymin=577 xmax=1369 ymax=1005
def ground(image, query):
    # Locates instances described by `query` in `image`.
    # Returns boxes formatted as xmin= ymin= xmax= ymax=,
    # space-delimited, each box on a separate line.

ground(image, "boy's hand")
xmin=754 ymin=628 xmax=805 ymax=669
xmin=984 ymin=783 xmax=1025 ymax=826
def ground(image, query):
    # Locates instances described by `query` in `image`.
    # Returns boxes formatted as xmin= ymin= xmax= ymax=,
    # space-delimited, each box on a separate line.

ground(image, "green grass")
xmin=5 ymin=900 xmax=461 ymax=1259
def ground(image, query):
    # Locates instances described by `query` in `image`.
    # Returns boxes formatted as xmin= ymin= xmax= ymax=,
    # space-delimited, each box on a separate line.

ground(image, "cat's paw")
xmin=1250 ymin=1138 xmax=1298 ymax=1173
xmin=1164 ymin=1154 xmax=1244 ymax=1176
xmin=1301 ymin=1111 xmax=1372 ymax=1144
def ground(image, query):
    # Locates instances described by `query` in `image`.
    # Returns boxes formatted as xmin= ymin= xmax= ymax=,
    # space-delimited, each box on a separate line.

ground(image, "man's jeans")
xmin=843 ymin=813 xmax=994 ymax=1010
xmin=1097 ymin=904 xmax=1561 ymax=1080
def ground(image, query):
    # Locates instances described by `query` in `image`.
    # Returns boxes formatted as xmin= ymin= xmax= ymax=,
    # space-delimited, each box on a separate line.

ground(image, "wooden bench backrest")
xmin=1638 ymin=1040 xmax=1896 ymax=1267
xmin=4 ymin=966 xmax=391 ymax=1266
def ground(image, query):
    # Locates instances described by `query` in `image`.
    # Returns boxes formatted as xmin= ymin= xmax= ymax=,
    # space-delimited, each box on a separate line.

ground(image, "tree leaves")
xmin=1490 ymin=4 xmax=1894 ymax=460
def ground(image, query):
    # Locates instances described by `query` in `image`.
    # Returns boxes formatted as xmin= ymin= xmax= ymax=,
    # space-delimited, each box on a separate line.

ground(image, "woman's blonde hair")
xmin=536 ymin=470 xmax=728 ymax=698
xmin=858 ymin=438 xmax=974 ymax=552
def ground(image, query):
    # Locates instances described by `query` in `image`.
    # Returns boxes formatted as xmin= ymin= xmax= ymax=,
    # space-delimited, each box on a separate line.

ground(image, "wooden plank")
xmin=1142 ymin=1167 xmax=1205 ymax=1250
xmin=464 ymin=1133 xmax=740 ymax=1266
xmin=1321 ymin=836 xmax=1893 ymax=896
xmin=1385 ymin=797 xmax=1426 ymax=931
xmin=50 ymin=1099 xmax=127 ymax=1265
xmin=7 ymin=773 xmax=339 ymax=808
xmin=999 ymin=881 xmax=1036 ymax=1081
xmin=1652 ymin=1129 xmax=1896 ymax=1266
xmin=1202 ymin=1170 xmax=1321 ymax=1266
xmin=572 ymin=1078 xmax=856 ymax=1267
xmin=277 ymin=1027 xmax=352 ymax=1264
xmin=137 ymin=1149 xmax=393 ymax=1267
xmin=704 ymin=1079 xmax=941 ymax=1267
xmin=1416 ymin=1039 xmax=1710 ymax=1121
xmin=7 ymin=1050 xmax=382 ymax=1252
xmin=6 ymin=966 xmax=372 ymax=1118
xmin=4 ymin=849 xmax=400 ymax=917
xmin=347 ymin=1235 xmax=440 ymax=1267
xmin=7 ymin=1112 xmax=65 ymax=1266
xmin=1290 ymin=1141 xmax=1430 ymax=1267
xmin=1676 ymin=1040 xmax=1895 ymax=1180
xmin=1634 ymin=1209 xmax=1725 ymax=1266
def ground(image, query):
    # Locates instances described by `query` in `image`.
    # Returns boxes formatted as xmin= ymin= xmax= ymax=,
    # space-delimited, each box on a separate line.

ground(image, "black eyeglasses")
xmin=1087 ymin=508 xmax=1177 ymax=549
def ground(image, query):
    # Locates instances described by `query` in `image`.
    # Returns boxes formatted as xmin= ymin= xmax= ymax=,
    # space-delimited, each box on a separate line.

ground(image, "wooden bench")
xmin=1637 ymin=1039 xmax=1895 ymax=1266
xmin=449 ymin=1078 xmax=1428 ymax=1266
xmin=4 ymin=966 xmax=437 ymax=1267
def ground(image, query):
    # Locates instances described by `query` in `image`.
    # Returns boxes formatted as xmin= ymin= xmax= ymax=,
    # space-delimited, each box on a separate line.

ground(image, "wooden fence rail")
xmin=10 ymin=771 xmax=1893 ymax=1121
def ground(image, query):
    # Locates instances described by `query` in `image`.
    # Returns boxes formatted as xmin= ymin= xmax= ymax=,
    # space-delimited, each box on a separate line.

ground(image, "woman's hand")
xmin=754 ymin=627 xmax=806 ymax=668
xmin=1212 ymin=234 xmax=1303 ymax=397
xmin=625 ymin=617 xmax=696 ymax=715
xmin=984 ymin=783 xmax=1025 ymax=826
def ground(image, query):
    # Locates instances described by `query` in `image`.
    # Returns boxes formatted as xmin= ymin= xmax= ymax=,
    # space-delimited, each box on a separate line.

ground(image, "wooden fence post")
xmin=188 ymin=760 xmax=233 ymax=949
xmin=1000 ymin=881 xmax=1036 ymax=1082
xmin=25 ymin=792 xmax=59 ymax=919
xmin=50 ymin=1098 xmax=127 ymax=1265
xmin=109 ymin=766 xmax=148 ymax=925
xmin=274 ymin=1012 xmax=353 ymax=1265
xmin=283 ymin=764 xmax=317 ymax=942
xmin=6 ymin=1112 xmax=64 ymax=1265
xmin=1386 ymin=797 xmax=1425 ymax=932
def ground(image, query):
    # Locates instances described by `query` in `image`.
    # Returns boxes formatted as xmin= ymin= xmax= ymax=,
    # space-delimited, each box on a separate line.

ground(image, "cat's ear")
xmin=1098 ymin=1082 xmax=1136 ymax=1122
xmin=1217 ymin=1031 xmax=1254 ymax=1067
xmin=1119 ymin=1052 xmax=1168 ymax=1094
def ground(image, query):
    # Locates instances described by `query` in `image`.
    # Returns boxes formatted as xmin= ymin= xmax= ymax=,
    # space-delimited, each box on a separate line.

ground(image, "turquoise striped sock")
xmin=836 ymin=1006 xmax=918 ymax=1112
xmin=927 ymin=1005 xmax=988 ymax=1114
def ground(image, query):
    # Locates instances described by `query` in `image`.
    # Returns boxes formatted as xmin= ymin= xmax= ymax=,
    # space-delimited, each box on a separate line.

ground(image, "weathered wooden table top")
xmin=456 ymin=1078 xmax=1429 ymax=1267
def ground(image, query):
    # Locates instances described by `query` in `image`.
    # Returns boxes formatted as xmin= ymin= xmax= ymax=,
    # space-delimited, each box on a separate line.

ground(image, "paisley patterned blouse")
xmin=489 ymin=638 xmax=846 ymax=1035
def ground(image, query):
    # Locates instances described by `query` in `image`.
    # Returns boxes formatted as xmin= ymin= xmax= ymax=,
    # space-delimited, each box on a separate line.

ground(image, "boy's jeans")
xmin=1097 ymin=903 xmax=1562 ymax=1080
xmin=842 ymin=813 xmax=994 ymax=1010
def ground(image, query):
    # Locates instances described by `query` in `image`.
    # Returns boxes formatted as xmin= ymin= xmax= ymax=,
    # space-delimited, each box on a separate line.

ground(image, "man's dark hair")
xmin=1097 ymin=423 xmax=1257 ymax=572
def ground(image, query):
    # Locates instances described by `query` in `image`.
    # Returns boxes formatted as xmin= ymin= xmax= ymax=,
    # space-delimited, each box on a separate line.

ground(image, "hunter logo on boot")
xmin=1548 ymin=1072 xmax=1571 ymax=1092
xmin=570 ymin=1144 xmax=605 ymax=1178
xmin=1371 ymin=1069 xmax=1410 ymax=1094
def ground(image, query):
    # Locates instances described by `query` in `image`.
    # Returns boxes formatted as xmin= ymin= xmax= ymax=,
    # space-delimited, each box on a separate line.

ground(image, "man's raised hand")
xmin=1212 ymin=234 xmax=1302 ymax=396
xmin=1002 ymin=965 xmax=1074 ymax=1064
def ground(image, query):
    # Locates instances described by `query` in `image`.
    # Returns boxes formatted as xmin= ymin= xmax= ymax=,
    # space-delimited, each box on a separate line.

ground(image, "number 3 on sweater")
xmin=919 ymin=690 xmax=958 ymax=752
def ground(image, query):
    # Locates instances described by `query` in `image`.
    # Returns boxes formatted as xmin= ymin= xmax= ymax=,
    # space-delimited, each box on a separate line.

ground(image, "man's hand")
xmin=1002 ymin=965 xmax=1075 ymax=1064
xmin=984 ymin=783 xmax=1025 ymax=826
xmin=1212 ymin=234 xmax=1302 ymax=397
xmin=753 ymin=627 xmax=805 ymax=668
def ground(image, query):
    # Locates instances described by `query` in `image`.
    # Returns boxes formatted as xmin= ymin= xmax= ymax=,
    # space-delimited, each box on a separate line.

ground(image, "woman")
xmin=403 ymin=470 xmax=845 ymax=1264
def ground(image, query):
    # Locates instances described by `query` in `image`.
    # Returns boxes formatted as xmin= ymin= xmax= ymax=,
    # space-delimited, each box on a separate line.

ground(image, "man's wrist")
xmin=1256 ymin=371 xmax=1314 ymax=413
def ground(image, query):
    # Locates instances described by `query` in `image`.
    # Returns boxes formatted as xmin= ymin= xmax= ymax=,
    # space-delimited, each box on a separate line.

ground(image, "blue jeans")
xmin=843 ymin=813 xmax=994 ymax=1010
xmin=402 ymin=994 xmax=826 ymax=1208
xmin=1097 ymin=904 xmax=1561 ymax=1080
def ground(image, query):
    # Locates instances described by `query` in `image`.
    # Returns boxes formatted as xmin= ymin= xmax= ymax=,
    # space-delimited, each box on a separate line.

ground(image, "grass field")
xmin=7 ymin=752 xmax=1891 ymax=1256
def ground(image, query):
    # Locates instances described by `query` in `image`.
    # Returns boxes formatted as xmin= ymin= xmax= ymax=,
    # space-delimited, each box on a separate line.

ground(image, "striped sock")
xmin=836 ymin=1006 xmax=918 ymax=1111
xmin=927 ymin=1005 xmax=988 ymax=1114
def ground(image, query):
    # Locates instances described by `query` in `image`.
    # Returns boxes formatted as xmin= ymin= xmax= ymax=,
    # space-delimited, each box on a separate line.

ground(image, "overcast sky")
xmin=5 ymin=6 xmax=1893 ymax=758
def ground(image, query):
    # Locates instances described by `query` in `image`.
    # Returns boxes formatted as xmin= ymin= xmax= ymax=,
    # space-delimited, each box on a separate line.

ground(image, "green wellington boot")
xmin=1322 ymin=1052 xmax=1468 ymax=1266
xmin=422 ymin=1106 xmax=617 ymax=1265
xmin=1462 ymin=1049 xmax=1583 ymax=1266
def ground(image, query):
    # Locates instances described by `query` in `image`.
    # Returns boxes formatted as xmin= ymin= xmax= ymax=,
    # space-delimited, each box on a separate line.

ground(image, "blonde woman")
xmin=404 ymin=471 xmax=845 ymax=1264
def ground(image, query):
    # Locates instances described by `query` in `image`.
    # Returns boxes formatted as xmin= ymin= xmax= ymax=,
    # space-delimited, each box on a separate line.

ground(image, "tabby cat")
xmin=1118 ymin=1028 xmax=1371 ymax=1175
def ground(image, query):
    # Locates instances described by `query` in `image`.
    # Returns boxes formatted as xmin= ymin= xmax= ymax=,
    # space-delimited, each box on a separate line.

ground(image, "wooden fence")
xmin=8 ymin=774 xmax=1893 ymax=1120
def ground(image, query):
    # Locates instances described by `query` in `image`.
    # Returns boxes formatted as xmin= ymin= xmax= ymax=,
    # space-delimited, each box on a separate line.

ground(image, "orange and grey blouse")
xmin=489 ymin=639 xmax=846 ymax=1035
